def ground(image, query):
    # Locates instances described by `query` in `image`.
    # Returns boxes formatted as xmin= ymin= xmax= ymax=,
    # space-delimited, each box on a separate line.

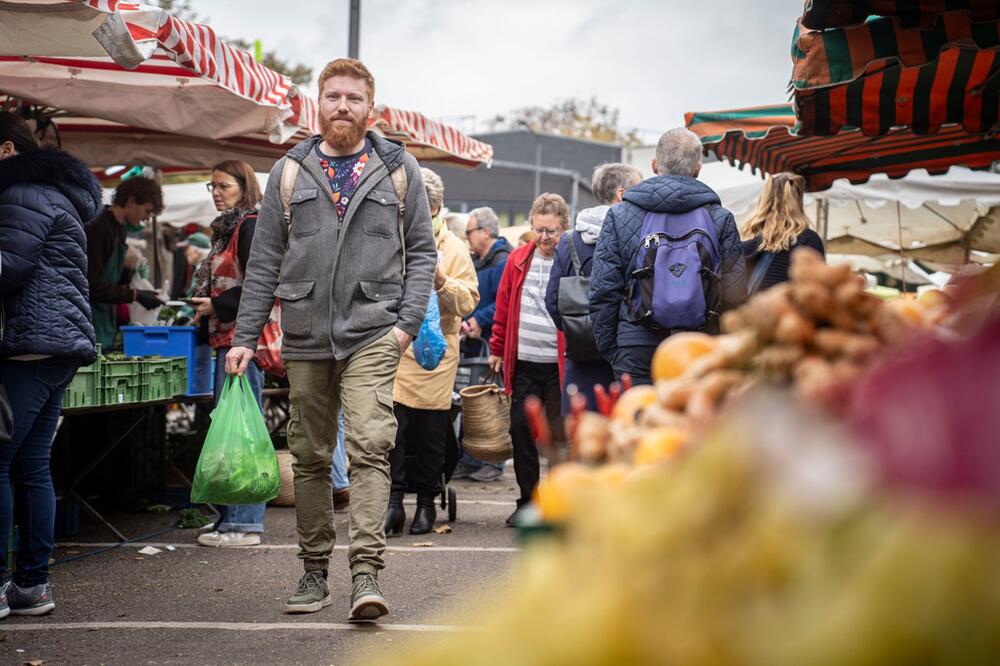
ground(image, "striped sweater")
xmin=516 ymin=253 xmax=558 ymax=363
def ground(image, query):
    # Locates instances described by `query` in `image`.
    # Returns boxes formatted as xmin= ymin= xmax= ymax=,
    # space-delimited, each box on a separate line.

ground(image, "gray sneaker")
xmin=0 ymin=581 xmax=10 ymax=620
xmin=285 ymin=571 xmax=331 ymax=614
xmin=8 ymin=581 xmax=55 ymax=616
xmin=348 ymin=573 xmax=389 ymax=623
xmin=470 ymin=465 xmax=504 ymax=482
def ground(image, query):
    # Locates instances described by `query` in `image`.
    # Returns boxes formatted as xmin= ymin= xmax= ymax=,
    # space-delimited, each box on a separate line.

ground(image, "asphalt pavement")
xmin=1 ymin=474 xmax=522 ymax=665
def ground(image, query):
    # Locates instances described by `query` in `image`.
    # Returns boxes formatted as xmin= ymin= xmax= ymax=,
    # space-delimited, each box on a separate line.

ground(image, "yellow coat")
xmin=393 ymin=226 xmax=479 ymax=410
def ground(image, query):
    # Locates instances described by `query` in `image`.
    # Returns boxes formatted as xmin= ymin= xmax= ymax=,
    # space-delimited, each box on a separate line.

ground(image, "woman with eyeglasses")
xmin=189 ymin=160 xmax=271 ymax=547
xmin=489 ymin=193 xmax=569 ymax=527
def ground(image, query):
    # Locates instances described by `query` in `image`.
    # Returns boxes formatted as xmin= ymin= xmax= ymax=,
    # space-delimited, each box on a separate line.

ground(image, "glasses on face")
xmin=531 ymin=227 xmax=560 ymax=237
xmin=206 ymin=182 xmax=237 ymax=193
xmin=465 ymin=226 xmax=485 ymax=238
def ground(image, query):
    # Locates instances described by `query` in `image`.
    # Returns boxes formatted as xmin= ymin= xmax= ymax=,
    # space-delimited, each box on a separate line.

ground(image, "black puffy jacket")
xmin=588 ymin=175 xmax=748 ymax=356
xmin=0 ymin=149 xmax=101 ymax=363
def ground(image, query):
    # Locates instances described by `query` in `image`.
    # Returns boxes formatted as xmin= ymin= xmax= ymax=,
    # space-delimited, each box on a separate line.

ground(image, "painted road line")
xmin=55 ymin=542 xmax=520 ymax=553
xmin=0 ymin=620 xmax=471 ymax=633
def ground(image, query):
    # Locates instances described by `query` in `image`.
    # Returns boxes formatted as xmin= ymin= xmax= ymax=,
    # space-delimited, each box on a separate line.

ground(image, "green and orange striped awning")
xmin=685 ymin=104 xmax=1000 ymax=191
xmin=793 ymin=2 xmax=1000 ymax=136
xmin=801 ymin=0 xmax=1000 ymax=30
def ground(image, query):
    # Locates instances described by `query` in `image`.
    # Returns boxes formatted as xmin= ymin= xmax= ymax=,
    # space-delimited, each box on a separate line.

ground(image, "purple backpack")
xmin=627 ymin=207 xmax=723 ymax=332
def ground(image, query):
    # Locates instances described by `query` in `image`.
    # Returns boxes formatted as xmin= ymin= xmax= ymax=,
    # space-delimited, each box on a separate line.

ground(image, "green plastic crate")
xmin=102 ymin=356 xmax=142 ymax=379
xmin=141 ymin=357 xmax=176 ymax=401
xmin=101 ymin=374 xmax=142 ymax=405
xmin=62 ymin=357 xmax=102 ymax=409
xmin=169 ymin=357 xmax=188 ymax=397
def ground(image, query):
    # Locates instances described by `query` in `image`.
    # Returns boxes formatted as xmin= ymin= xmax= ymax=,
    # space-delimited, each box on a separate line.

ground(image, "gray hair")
xmin=467 ymin=206 xmax=499 ymax=238
xmin=420 ymin=167 xmax=445 ymax=214
xmin=591 ymin=163 xmax=643 ymax=205
xmin=654 ymin=127 xmax=703 ymax=177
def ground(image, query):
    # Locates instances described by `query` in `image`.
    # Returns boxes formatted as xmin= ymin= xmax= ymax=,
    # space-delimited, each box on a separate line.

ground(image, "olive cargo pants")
xmin=285 ymin=329 xmax=401 ymax=576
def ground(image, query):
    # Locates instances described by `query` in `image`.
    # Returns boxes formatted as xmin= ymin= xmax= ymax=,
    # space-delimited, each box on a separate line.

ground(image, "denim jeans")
xmin=212 ymin=348 xmax=266 ymax=533
xmin=0 ymin=357 xmax=79 ymax=586
xmin=333 ymin=411 xmax=349 ymax=491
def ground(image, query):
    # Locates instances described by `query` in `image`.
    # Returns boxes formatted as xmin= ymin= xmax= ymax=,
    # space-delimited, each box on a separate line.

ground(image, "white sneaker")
xmin=196 ymin=531 xmax=261 ymax=547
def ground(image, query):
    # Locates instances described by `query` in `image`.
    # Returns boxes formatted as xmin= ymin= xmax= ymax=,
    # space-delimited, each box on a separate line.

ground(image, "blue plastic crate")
xmin=121 ymin=326 xmax=213 ymax=395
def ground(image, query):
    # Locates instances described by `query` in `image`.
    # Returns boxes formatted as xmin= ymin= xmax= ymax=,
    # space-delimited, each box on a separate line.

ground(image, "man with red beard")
xmin=227 ymin=58 xmax=436 ymax=622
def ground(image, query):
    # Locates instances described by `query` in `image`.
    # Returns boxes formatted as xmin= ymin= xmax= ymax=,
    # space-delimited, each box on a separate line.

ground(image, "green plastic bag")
xmin=190 ymin=375 xmax=280 ymax=505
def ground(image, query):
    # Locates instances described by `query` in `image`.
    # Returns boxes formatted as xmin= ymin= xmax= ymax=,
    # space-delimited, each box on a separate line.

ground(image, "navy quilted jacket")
xmin=0 ymin=149 xmax=101 ymax=363
xmin=588 ymin=175 xmax=747 ymax=356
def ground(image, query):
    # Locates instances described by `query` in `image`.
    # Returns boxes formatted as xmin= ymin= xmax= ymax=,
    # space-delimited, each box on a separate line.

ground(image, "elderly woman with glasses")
xmin=488 ymin=193 xmax=568 ymax=527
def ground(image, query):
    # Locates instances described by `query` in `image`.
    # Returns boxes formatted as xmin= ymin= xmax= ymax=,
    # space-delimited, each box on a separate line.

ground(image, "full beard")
xmin=320 ymin=113 xmax=369 ymax=152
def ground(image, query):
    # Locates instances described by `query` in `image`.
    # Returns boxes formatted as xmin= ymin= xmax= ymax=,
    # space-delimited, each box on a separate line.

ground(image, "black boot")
xmin=409 ymin=494 xmax=437 ymax=535
xmin=385 ymin=491 xmax=406 ymax=537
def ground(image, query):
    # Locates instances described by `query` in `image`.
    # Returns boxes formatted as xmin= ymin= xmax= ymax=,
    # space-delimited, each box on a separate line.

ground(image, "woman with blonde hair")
xmin=740 ymin=172 xmax=825 ymax=294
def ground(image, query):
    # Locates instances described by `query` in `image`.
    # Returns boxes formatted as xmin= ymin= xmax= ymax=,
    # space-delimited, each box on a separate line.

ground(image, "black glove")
xmin=135 ymin=290 xmax=165 ymax=310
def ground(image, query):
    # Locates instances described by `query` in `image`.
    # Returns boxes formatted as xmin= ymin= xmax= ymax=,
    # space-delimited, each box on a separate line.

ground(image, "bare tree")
xmin=488 ymin=97 xmax=642 ymax=147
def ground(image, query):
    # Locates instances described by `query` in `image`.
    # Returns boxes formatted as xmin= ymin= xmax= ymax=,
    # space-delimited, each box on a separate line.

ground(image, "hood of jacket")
xmin=285 ymin=131 xmax=408 ymax=172
xmin=476 ymin=236 xmax=512 ymax=270
xmin=0 ymin=148 xmax=102 ymax=223
xmin=621 ymin=174 xmax=720 ymax=215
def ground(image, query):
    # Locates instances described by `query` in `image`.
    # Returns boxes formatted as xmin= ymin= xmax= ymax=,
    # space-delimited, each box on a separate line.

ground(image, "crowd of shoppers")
xmin=0 ymin=56 xmax=827 ymax=625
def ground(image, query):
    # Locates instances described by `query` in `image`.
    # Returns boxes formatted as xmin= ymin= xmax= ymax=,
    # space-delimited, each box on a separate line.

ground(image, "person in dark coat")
xmin=740 ymin=172 xmax=825 ymax=295
xmin=455 ymin=207 xmax=512 ymax=482
xmin=546 ymin=163 xmax=642 ymax=414
xmin=0 ymin=111 xmax=101 ymax=617
xmin=461 ymin=207 xmax=511 ymax=350
xmin=589 ymin=128 xmax=748 ymax=385
xmin=86 ymin=176 xmax=165 ymax=349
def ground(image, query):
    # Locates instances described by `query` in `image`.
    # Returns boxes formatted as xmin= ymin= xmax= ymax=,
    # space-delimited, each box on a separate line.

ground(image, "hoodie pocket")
xmin=275 ymin=280 xmax=315 ymax=338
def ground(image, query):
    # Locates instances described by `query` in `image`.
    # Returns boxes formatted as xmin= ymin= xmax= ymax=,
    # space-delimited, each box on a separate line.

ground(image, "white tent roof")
xmin=698 ymin=162 xmax=1000 ymax=266
xmin=104 ymin=173 xmax=270 ymax=228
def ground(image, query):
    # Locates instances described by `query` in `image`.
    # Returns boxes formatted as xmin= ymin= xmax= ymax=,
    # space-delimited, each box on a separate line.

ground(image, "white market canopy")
xmin=698 ymin=161 xmax=1000 ymax=269
xmin=0 ymin=0 xmax=493 ymax=169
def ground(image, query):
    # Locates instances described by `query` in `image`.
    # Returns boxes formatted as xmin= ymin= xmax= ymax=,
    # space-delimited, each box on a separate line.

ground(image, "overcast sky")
xmin=200 ymin=0 xmax=797 ymax=141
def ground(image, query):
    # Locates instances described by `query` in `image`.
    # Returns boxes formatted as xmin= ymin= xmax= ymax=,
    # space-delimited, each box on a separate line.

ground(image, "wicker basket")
xmin=459 ymin=383 xmax=513 ymax=463
xmin=272 ymin=449 xmax=296 ymax=507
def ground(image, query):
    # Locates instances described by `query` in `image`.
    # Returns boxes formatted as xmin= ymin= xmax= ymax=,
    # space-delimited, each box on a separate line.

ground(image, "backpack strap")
xmin=747 ymin=249 xmax=776 ymax=296
xmin=279 ymin=159 xmax=301 ymax=225
xmin=390 ymin=165 xmax=409 ymax=275
xmin=566 ymin=231 xmax=584 ymax=276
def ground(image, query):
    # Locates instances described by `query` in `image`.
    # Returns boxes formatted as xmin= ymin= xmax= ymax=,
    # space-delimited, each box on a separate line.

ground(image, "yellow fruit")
xmin=593 ymin=463 xmax=630 ymax=490
xmin=533 ymin=463 xmax=595 ymax=523
xmin=610 ymin=385 xmax=658 ymax=425
xmin=652 ymin=333 xmax=718 ymax=381
xmin=886 ymin=298 xmax=928 ymax=327
xmin=633 ymin=427 xmax=687 ymax=466
xmin=917 ymin=288 xmax=952 ymax=309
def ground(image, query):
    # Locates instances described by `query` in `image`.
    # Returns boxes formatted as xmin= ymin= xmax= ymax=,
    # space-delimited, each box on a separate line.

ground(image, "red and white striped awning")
xmin=0 ymin=0 xmax=493 ymax=168
xmin=0 ymin=0 xmax=313 ymax=141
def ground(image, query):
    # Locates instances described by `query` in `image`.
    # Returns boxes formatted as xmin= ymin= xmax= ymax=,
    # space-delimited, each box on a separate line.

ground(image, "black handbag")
xmin=557 ymin=232 xmax=605 ymax=363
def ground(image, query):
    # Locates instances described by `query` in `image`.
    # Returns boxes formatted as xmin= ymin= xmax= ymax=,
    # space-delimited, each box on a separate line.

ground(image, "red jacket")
xmin=489 ymin=241 xmax=565 ymax=395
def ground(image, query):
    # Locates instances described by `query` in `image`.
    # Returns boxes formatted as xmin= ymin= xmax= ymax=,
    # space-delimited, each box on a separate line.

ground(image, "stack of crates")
xmin=61 ymin=352 xmax=102 ymax=409
xmin=101 ymin=354 xmax=143 ymax=406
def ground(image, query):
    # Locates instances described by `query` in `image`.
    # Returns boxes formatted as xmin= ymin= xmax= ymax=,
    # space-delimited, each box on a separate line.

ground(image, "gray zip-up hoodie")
xmin=233 ymin=132 xmax=436 ymax=360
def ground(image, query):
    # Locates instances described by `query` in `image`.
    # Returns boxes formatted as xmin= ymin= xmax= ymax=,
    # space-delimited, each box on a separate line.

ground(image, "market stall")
xmin=1 ymin=0 xmax=495 ymax=541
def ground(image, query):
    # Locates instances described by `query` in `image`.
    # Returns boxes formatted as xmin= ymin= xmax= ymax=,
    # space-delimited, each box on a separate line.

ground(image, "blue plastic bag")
xmin=413 ymin=293 xmax=447 ymax=371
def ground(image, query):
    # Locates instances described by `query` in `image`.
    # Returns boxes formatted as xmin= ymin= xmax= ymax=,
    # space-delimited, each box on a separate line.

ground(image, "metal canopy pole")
xmin=348 ymin=0 xmax=361 ymax=59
